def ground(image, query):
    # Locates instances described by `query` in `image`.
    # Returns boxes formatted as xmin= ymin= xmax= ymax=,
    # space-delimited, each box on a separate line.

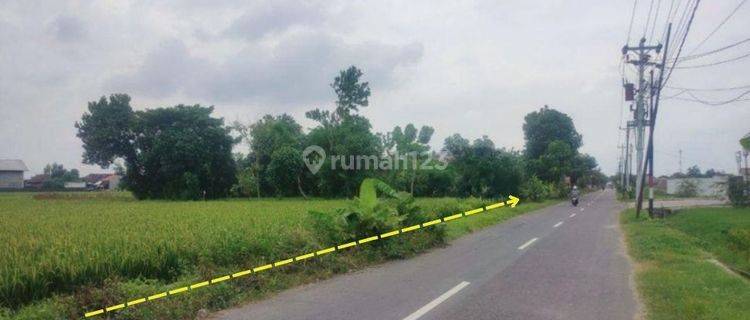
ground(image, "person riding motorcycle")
xmin=570 ymin=185 xmax=580 ymax=206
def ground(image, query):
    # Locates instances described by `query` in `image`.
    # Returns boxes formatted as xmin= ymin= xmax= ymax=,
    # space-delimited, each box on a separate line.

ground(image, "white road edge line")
xmin=570 ymin=213 xmax=576 ymax=218
xmin=553 ymin=221 xmax=563 ymax=228
xmin=402 ymin=281 xmax=470 ymax=320
xmin=517 ymin=237 xmax=538 ymax=250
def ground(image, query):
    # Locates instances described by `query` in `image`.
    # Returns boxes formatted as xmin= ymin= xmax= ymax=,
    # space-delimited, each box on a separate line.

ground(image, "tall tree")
xmin=442 ymin=134 xmax=524 ymax=198
xmin=76 ymin=94 xmax=236 ymax=199
xmin=385 ymin=124 xmax=435 ymax=194
xmin=240 ymin=114 xmax=307 ymax=197
xmin=686 ymin=165 xmax=702 ymax=178
xmin=522 ymin=105 xmax=583 ymax=183
xmin=332 ymin=65 xmax=371 ymax=117
xmin=522 ymin=105 xmax=582 ymax=160
xmin=41 ymin=163 xmax=80 ymax=188
xmin=305 ymin=66 xmax=381 ymax=197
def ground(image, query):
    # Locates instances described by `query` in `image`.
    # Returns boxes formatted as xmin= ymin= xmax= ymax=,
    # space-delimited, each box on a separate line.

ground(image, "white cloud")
xmin=0 ymin=0 xmax=748 ymax=177
xmin=107 ymin=30 xmax=423 ymax=106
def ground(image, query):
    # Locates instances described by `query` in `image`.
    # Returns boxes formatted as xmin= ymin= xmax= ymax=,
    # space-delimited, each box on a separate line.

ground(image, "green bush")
xmin=545 ymin=181 xmax=569 ymax=199
xmin=677 ymin=179 xmax=699 ymax=198
xmin=727 ymin=176 xmax=749 ymax=207
xmin=519 ymin=176 xmax=549 ymax=202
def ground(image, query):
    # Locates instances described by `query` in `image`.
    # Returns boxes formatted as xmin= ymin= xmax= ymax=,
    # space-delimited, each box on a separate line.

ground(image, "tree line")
xmin=76 ymin=66 xmax=604 ymax=200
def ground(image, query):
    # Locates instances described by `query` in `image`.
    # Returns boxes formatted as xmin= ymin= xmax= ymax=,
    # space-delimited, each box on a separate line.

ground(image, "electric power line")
xmin=673 ymin=50 xmax=750 ymax=69
xmin=627 ymin=0 xmax=640 ymax=43
xmin=661 ymin=0 xmax=701 ymax=88
xmin=669 ymin=0 xmax=695 ymax=58
xmin=688 ymin=0 xmax=748 ymax=54
xmin=649 ymin=0 xmax=663 ymax=41
xmin=667 ymin=89 xmax=750 ymax=105
xmin=644 ymin=0 xmax=656 ymax=37
xmin=675 ymin=37 xmax=750 ymax=62
xmin=665 ymin=83 xmax=750 ymax=91
xmin=660 ymin=0 xmax=677 ymax=42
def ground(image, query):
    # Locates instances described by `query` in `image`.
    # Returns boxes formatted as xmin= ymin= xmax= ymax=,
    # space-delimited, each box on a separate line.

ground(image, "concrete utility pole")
xmin=618 ymin=144 xmax=624 ymax=186
xmin=647 ymin=69 xmax=656 ymax=214
xmin=623 ymin=38 xmax=662 ymax=214
xmin=744 ymin=150 xmax=749 ymax=181
xmin=679 ymin=149 xmax=683 ymax=173
xmin=736 ymin=151 xmax=743 ymax=178
xmin=619 ymin=127 xmax=630 ymax=195
xmin=625 ymin=124 xmax=632 ymax=192
xmin=638 ymin=24 xmax=671 ymax=217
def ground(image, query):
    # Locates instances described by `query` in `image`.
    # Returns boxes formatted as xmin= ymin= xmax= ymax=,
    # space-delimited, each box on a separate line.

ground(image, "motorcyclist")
xmin=570 ymin=185 xmax=580 ymax=206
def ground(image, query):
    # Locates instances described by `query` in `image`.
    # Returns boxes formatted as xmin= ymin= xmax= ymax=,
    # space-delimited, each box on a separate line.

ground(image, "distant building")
xmin=25 ymin=174 xmax=50 ymax=189
xmin=0 ymin=159 xmax=28 ymax=189
xmin=666 ymin=175 xmax=729 ymax=197
xmin=83 ymin=173 xmax=121 ymax=190
xmin=64 ymin=181 xmax=87 ymax=189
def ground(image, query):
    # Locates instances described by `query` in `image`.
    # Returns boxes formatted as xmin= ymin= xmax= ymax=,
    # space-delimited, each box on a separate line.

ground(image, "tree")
xmin=76 ymin=94 xmax=236 ymax=200
xmin=76 ymin=94 xmax=137 ymax=166
xmin=522 ymin=106 xmax=591 ymax=185
xmin=571 ymin=153 xmax=602 ymax=186
xmin=384 ymin=124 xmax=435 ymax=194
xmin=443 ymin=134 xmax=471 ymax=160
xmin=704 ymin=169 xmax=720 ymax=178
xmin=522 ymin=105 xmax=582 ymax=160
xmin=686 ymin=165 xmax=702 ymax=178
xmin=442 ymin=134 xmax=524 ymax=198
xmin=238 ymin=114 xmax=307 ymax=197
xmin=230 ymin=152 xmax=257 ymax=197
xmin=741 ymin=134 xmax=750 ymax=151
xmin=306 ymin=114 xmax=381 ymax=197
xmin=305 ymin=66 xmax=382 ymax=197
xmin=41 ymin=163 xmax=80 ymax=188
xmin=727 ymin=176 xmax=748 ymax=207
xmin=333 ymin=66 xmax=371 ymax=116
xmin=535 ymin=140 xmax=575 ymax=182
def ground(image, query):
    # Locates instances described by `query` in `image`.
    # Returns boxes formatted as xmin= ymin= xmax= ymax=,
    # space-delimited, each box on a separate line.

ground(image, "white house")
xmin=0 ymin=159 xmax=28 ymax=189
xmin=666 ymin=175 xmax=728 ymax=197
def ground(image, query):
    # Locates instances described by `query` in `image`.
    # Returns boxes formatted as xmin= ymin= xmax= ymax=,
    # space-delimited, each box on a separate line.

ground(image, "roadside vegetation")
xmin=621 ymin=207 xmax=750 ymax=320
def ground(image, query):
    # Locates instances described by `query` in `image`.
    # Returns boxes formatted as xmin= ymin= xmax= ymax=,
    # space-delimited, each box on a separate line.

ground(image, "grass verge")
xmin=620 ymin=207 xmax=750 ymax=320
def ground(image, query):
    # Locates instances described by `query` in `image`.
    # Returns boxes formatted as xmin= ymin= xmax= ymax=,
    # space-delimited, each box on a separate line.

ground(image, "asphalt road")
xmin=211 ymin=190 xmax=639 ymax=320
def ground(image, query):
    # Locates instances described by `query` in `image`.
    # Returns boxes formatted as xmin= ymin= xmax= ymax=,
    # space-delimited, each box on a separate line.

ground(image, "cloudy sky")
xmin=1 ymin=0 xmax=748 ymax=177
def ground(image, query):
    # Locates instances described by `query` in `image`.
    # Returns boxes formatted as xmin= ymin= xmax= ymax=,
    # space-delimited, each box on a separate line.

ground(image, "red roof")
xmin=26 ymin=174 xmax=50 ymax=183
xmin=83 ymin=174 xmax=113 ymax=184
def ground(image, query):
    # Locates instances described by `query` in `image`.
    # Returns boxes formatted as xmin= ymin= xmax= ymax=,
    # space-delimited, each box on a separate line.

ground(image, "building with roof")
xmin=24 ymin=174 xmax=50 ymax=189
xmin=0 ymin=159 xmax=29 ymax=189
xmin=83 ymin=173 xmax=121 ymax=190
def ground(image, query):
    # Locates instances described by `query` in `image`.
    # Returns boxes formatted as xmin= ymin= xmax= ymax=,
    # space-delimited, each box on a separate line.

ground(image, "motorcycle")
xmin=571 ymin=196 xmax=579 ymax=207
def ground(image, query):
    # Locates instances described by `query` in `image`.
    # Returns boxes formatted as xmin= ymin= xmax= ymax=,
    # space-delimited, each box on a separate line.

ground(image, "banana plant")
xmin=341 ymin=178 xmax=407 ymax=238
xmin=310 ymin=178 xmax=421 ymax=242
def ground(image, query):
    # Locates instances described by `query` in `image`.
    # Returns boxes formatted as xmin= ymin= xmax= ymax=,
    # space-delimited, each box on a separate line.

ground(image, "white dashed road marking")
xmin=553 ymin=221 xmax=563 ymax=228
xmin=518 ymin=237 xmax=538 ymax=250
xmin=402 ymin=281 xmax=470 ymax=320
